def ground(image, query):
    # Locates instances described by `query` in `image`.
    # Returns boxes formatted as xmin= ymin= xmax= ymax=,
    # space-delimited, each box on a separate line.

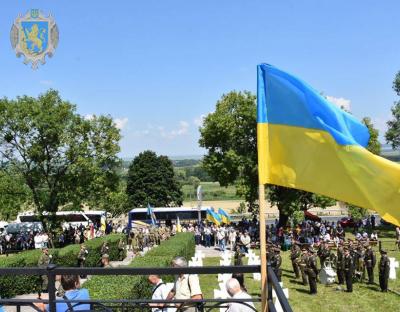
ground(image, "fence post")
xmin=267 ymin=264 xmax=273 ymax=301
xmin=47 ymin=264 xmax=57 ymax=312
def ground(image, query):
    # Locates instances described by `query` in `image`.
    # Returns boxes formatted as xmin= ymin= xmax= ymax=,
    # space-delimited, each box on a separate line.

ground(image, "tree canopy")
xmin=386 ymin=72 xmax=400 ymax=150
xmin=393 ymin=71 xmax=400 ymax=96
xmin=0 ymin=167 xmax=30 ymax=220
xmin=362 ymin=117 xmax=381 ymax=155
xmin=0 ymin=90 xmax=121 ymax=222
xmin=126 ymin=150 xmax=183 ymax=207
xmin=199 ymin=91 xmax=258 ymax=211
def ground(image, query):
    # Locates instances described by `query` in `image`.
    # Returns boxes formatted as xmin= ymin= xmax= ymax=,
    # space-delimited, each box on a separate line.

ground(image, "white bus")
xmin=17 ymin=211 xmax=109 ymax=229
xmin=128 ymin=207 xmax=209 ymax=228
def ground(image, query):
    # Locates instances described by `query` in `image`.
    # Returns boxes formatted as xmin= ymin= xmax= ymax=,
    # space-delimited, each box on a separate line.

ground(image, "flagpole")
xmin=259 ymin=183 xmax=268 ymax=312
xmin=257 ymin=64 xmax=268 ymax=312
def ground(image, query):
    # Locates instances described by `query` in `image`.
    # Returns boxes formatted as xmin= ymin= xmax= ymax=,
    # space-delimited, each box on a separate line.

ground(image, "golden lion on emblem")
xmin=20 ymin=23 xmax=46 ymax=54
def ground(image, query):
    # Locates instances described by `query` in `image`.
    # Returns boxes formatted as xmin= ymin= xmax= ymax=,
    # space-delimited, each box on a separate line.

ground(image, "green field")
xmin=182 ymin=182 xmax=241 ymax=201
xmin=200 ymin=230 xmax=400 ymax=312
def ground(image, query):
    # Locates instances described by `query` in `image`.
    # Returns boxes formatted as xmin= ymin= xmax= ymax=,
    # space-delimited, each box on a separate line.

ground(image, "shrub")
xmin=85 ymin=232 xmax=195 ymax=300
xmin=0 ymin=234 xmax=124 ymax=298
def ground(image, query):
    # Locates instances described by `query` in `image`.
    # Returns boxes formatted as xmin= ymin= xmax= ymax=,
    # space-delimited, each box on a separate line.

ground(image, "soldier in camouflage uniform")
xmin=118 ymin=238 xmax=126 ymax=261
xmin=233 ymin=245 xmax=245 ymax=266
xmin=149 ymin=228 xmax=156 ymax=246
xmin=336 ymin=243 xmax=345 ymax=285
xmin=270 ymin=247 xmax=282 ymax=282
xmin=137 ymin=229 xmax=144 ymax=251
xmin=379 ymin=249 xmax=390 ymax=292
xmin=37 ymin=247 xmax=52 ymax=292
xmin=290 ymin=240 xmax=301 ymax=279
xmin=77 ymin=244 xmax=88 ymax=279
xmin=317 ymin=241 xmax=330 ymax=270
xmin=344 ymin=248 xmax=354 ymax=292
xmin=131 ymin=230 xmax=139 ymax=253
xmin=306 ymin=249 xmax=318 ymax=295
xmin=155 ymin=227 xmax=161 ymax=245
xmin=299 ymin=248 xmax=309 ymax=286
xmin=364 ymin=245 xmax=376 ymax=284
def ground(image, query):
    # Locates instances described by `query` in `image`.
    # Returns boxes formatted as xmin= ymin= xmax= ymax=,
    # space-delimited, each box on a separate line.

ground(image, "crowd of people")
xmin=3 ymin=215 xmax=399 ymax=312
xmin=265 ymin=219 xmax=395 ymax=296
xmin=0 ymin=220 xmax=131 ymax=255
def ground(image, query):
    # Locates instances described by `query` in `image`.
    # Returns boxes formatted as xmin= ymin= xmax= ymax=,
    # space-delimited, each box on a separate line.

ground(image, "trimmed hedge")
xmin=0 ymin=234 xmax=124 ymax=298
xmin=85 ymin=232 xmax=195 ymax=300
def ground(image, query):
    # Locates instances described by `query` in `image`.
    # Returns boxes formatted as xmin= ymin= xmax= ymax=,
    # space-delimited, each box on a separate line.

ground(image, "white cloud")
xmin=130 ymin=121 xmax=190 ymax=140
xmin=372 ymin=115 xmax=390 ymax=139
xmin=39 ymin=80 xmax=53 ymax=86
xmin=194 ymin=114 xmax=206 ymax=127
xmin=84 ymin=114 xmax=95 ymax=120
xmin=160 ymin=121 xmax=189 ymax=139
xmin=114 ymin=117 xmax=129 ymax=130
xmin=326 ymin=96 xmax=351 ymax=111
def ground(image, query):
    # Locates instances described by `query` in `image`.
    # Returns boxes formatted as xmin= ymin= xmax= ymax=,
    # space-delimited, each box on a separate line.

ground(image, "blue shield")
xmin=21 ymin=21 xmax=49 ymax=54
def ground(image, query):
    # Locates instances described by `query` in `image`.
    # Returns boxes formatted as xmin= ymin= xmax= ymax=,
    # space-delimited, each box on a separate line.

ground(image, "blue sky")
xmin=0 ymin=1 xmax=399 ymax=157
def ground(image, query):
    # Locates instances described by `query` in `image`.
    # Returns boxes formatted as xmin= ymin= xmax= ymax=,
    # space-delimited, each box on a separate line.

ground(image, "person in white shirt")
xmin=217 ymin=228 xmax=226 ymax=251
xmin=167 ymin=257 xmax=203 ymax=312
xmin=148 ymin=275 xmax=174 ymax=312
xmin=229 ymin=230 xmax=237 ymax=251
xmin=323 ymin=233 xmax=331 ymax=242
xmin=240 ymin=232 xmax=251 ymax=253
xmin=225 ymin=278 xmax=255 ymax=312
xmin=42 ymin=232 xmax=49 ymax=248
xmin=34 ymin=233 xmax=43 ymax=249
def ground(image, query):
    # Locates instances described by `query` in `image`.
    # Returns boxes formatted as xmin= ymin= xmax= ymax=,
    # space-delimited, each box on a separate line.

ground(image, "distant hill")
xmin=121 ymin=155 xmax=204 ymax=170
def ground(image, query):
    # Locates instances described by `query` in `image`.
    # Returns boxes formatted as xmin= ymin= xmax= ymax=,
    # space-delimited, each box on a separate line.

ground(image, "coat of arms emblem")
xmin=10 ymin=9 xmax=59 ymax=69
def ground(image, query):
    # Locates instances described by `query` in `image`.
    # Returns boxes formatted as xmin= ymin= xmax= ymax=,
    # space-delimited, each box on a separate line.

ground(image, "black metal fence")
xmin=0 ymin=265 xmax=292 ymax=312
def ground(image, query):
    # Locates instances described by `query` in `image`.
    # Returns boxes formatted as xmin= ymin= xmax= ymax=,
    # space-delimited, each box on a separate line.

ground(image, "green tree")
xmin=362 ymin=117 xmax=381 ymax=155
xmin=96 ymin=183 xmax=129 ymax=217
xmin=187 ymin=176 xmax=201 ymax=192
xmin=199 ymin=91 xmax=258 ymax=211
xmin=0 ymin=167 xmax=30 ymax=220
xmin=126 ymin=150 xmax=183 ymax=207
xmin=386 ymin=71 xmax=400 ymax=149
xmin=347 ymin=205 xmax=368 ymax=220
xmin=0 ymin=90 xmax=121 ymax=226
xmin=393 ymin=71 xmax=400 ymax=96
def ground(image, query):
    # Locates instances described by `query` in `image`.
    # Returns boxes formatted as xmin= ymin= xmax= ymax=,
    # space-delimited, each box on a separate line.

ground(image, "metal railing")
xmin=0 ymin=264 xmax=292 ymax=312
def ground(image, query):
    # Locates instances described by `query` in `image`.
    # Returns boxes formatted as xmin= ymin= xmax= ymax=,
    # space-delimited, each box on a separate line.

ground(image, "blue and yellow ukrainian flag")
xmin=257 ymin=64 xmax=400 ymax=226
xmin=206 ymin=208 xmax=222 ymax=225
xmin=218 ymin=208 xmax=231 ymax=224
xmin=147 ymin=203 xmax=157 ymax=226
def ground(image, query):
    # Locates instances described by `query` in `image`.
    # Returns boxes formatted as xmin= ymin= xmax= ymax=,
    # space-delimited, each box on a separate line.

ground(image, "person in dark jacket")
xmin=306 ymin=249 xmax=318 ymax=295
xmin=344 ymin=248 xmax=354 ymax=292
xmin=336 ymin=244 xmax=345 ymax=285
xmin=379 ymin=249 xmax=390 ymax=292
xmin=364 ymin=245 xmax=376 ymax=284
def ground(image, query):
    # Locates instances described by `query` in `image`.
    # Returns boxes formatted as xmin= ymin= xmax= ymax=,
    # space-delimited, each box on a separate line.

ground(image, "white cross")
xmin=272 ymin=283 xmax=289 ymax=312
xmin=389 ymin=257 xmax=399 ymax=280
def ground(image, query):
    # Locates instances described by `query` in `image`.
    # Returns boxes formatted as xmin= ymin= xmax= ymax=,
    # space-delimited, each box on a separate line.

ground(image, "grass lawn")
xmin=182 ymin=182 xmax=241 ymax=201
xmin=200 ymin=230 xmax=400 ymax=311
